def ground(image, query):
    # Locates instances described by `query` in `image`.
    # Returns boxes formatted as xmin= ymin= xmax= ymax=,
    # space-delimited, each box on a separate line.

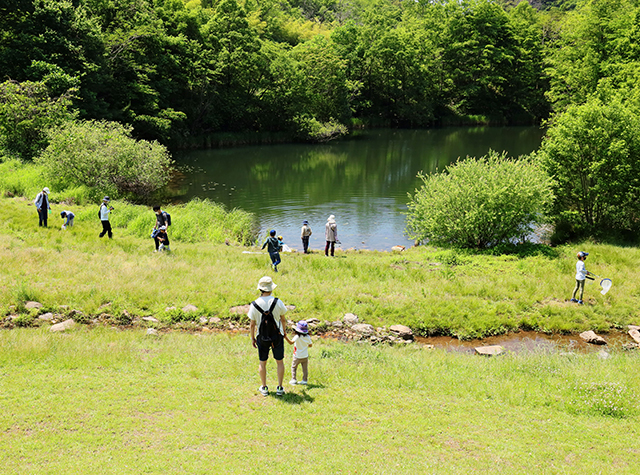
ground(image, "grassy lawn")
xmin=0 ymin=328 xmax=638 ymax=474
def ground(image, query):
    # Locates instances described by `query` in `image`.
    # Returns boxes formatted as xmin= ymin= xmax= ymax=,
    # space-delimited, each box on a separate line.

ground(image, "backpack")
xmin=252 ymin=298 xmax=281 ymax=345
xmin=163 ymin=211 xmax=172 ymax=226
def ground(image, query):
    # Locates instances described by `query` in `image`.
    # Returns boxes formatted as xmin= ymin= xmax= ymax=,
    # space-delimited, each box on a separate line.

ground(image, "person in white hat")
xmin=34 ymin=187 xmax=51 ymax=227
xmin=325 ymin=215 xmax=338 ymax=256
xmin=248 ymin=276 xmax=291 ymax=397
xmin=99 ymin=196 xmax=114 ymax=239
xmin=570 ymin=251 xmax=592 ymax=304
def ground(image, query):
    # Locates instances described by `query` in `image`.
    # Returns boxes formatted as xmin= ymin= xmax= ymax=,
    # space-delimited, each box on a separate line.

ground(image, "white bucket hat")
xmin=257 ymin=276 xmax=277 ymax=292
xmin=43 ymin=187 xmax=50 ymax=194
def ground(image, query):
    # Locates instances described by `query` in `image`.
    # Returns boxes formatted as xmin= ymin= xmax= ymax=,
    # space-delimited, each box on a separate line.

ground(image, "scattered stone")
xmin=25 ymin=301 xmax=43 ymax=310
xmin=229 ymin=304 xmax=250 ymax=314
xmin=69 ymin=309 xmax=84 ymax=318
xmin=306 ymin=318 xmax=320 ymax=324
xmin=579 ymin=330 xmax=607 ymax=345
xmin=623 ymin=343 xmax=639 ymax=351
xmin=390 ymin=324 xmax=414 ymax=340
xmin=199 ymin=317 xmax=208 ymax=324
xmin=475 ymin=345 xmax=504 ymax=356
xmin=597 ymin=349 xmax=611 ymax=360
xmin=285 ymin=305 xmax=296 ymax=311
xmin=209 ymin=317 xmax=221 ymax=324
xmin=98 ymin=302 xmax=112 ymax=309
xmin=343 ymin=313 xmax=359 ymax=326
xmin=351 ymin=323 xmax=374 ymax=336
xmin=182 ymin=305 xmax=198 ymax=313
xmin=50 ymin=319 xmax=75 ymax=332
xmin=629 ymin=329 xmax=640 ymax=344
xmin=628 ymin=325 xmax=640 ymax=331
xmin=422 ymin=344 xmax=435 ymax=350
xmin=331 ymin=321 xmax=343 ymax=328
xmin=38 ymin=313 xmax=54 ymax=321
xmin=391 ymin=245 xmax=405 ymax=252
xmin=146 ymin=328 xmax=159 ymax=336
xmin=142 ymin=316 xmax=159 ymax=323
xmin=165 ymin=306 xmax=177 ymax=312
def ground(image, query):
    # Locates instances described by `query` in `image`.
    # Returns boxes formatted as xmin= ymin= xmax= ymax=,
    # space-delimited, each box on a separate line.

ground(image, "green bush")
xmin=36 ymin=120 xmax=174 ymax=202
xmin=406 ymin=150 xmax=553 ymax=248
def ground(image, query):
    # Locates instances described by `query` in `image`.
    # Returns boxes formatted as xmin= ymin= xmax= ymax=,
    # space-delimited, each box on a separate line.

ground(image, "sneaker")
xmin=570 ymin=298 xmax=578 ymax=302
xmin=276 ymin=386 xmax=284 ymax=396
xmin=299 ymin=380 xmax=307 ymax=385
xmin=577 ymin=300 xmax=584 ymax=305
xmin=289 ymin=379 xmax=297 ymax=385
xmin=258 ymin=386 xmax=268 ymax=396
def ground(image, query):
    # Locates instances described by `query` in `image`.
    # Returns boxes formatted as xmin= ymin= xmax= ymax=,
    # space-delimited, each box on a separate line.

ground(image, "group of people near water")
xmin=261 ymin=214 xmax=339 ymax=272
xmin=33 ymin=187 xmax=171 ymax=252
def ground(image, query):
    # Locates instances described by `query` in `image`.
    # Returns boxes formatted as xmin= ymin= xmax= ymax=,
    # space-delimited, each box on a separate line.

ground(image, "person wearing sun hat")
xmin=300 ymin=220 xmax=312 ymax=254
xmin=34 ymin=187 xmax=51 ymax=227
xmin=289 ymin=320 xmax=313 ymax=386
xmin=248 ymin=276 xmax=291 ymax=397
xmin=99 ymin=196 xmax=114 ymax=239
xmin=570 ymin=251 xmax=592 ymax=304
xmin=325 ymin=215 xmax=338 ymax=256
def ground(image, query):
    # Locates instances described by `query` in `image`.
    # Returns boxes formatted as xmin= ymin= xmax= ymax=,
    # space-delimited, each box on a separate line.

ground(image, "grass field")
xmin=0 ymin=328 xmax=638 ymax=474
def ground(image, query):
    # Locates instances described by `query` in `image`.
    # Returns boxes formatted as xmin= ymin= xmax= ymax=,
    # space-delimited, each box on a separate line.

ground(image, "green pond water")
xmin=174 ymin=126 xmax=545 ymax=250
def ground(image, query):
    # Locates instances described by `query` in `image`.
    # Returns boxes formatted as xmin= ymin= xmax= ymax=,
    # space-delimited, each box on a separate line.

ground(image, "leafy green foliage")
xmin=407 ymin=150 xmax=553 ymax=248
xmin=0 ymin=80 xmax=76 ymax=159
xmin=36 ymin=120 xmax=173 ymax=201
xmin=537 ymin=97 xmax=640 ymax=236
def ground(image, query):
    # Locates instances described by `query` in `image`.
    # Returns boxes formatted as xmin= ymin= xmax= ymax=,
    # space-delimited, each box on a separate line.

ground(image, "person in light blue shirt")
xmin=34 ymin=187 xmax=51 ymax=227
xmin=60 ymin=210 xmax=75 ymax=228
xmin=570 ymin=251 xmax=592 ymax=305
xmin=99 ymin=196 xmax=114 ymax=239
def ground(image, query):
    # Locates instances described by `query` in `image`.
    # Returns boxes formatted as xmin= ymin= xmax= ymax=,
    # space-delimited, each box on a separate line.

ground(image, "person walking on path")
xmin=99 ymin=196 xmax=114 ymax=239
xmin=60 ymin=210 xmax=75 ymax=229
xmin=249 ymin=276 xmax=292 ymax=397
xmin=301 ymin=220 xmax=312 ymax=254
xmin=153 ymin=205 xmax=170 ymax=251
xmin=289 ymin=321 xmax=313 ymax=386
xmin=34 ymin=187 xmax=51 ymax=227
xmin=570 ymin=251 xmax=592 ymax=304
xmin=261 ymin=229 xmax=282 ymax=272
xmin=325 ymin=215 xmax=338 ymax=256
xmin=156 ymin=225 xmax=170 ymax=251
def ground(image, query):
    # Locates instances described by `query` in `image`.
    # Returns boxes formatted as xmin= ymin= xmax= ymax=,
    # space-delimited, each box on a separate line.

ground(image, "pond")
xmin=173 ymin=126 xmax=545 ymax=251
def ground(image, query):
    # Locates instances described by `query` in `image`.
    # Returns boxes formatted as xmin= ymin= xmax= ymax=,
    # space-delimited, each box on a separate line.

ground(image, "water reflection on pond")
xmin=174 ymin=127 xmax=545 ymax=250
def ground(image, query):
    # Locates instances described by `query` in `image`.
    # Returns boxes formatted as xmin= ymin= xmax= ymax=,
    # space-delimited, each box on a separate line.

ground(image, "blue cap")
xmin=270 ymin=229 xmax=276 ymax=236
xmin=303 ymin=220 xmax=309 ymax=225
xmin=578 ymin=251 xmax=589 ymax=258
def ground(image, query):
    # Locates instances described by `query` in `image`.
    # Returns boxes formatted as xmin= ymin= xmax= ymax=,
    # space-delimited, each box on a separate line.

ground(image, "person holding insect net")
xmin=570 ymin=251 xmax=592 ymax=305
xmin=249 ymin=276 xmax=293 ymax=397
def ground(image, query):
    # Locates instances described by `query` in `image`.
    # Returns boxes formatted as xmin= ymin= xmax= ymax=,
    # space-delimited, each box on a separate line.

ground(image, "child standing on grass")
xmin=289 ymin=321 xmax=312 ymax=385
xmin=156 ymin=226 xmax=171 ymax=252
xmin=570 ymin=251 xmax=591 ymax=305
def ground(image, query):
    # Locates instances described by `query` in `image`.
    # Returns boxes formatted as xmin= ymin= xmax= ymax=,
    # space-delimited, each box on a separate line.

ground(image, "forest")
xmin=1 ymin=0 xmax=617 ymax=147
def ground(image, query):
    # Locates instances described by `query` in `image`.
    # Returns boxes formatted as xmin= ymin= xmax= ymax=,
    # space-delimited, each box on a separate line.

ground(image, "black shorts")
xmin=257 ymin=336 xmax=284 ymax=362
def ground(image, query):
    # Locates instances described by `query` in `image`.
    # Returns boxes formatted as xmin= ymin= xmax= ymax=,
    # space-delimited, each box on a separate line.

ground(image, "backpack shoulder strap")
xmin=251 ymin=300 xmax=266 ymax=316
xmin=268 ymin=298 xmax=278 ymax=313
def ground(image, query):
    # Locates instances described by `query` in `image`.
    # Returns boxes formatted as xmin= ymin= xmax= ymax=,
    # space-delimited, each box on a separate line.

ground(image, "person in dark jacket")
xmin=153 ymin=205 xmax=169 ymax=251
xmin=261 ymin=229 xmax=282 ymax=272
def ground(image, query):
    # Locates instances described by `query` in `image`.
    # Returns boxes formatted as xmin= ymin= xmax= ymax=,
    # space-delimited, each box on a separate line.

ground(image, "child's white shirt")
xmin=575 ymin=260 xmax=587 ymax=280
xmin=293 ymin=334 xmax=312 ymax=358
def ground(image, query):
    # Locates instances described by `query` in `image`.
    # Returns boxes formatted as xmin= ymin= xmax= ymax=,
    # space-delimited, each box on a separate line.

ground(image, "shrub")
xmin=406 ymin=150 xmax=553 ymax=248
xmin=537 ymin=97 xmax=640 ymax=237
xmin=36 ymin=120 xmax=174 ymax=202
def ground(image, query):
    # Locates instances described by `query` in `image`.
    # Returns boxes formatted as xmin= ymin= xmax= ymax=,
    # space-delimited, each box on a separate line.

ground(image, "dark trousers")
xmin=325 ymin=240 xmax=335 ymax=256
xmin=154 ymin=237 xmax=161 ymax=250
xmin=302 ymin=236 xmax=310 ymax=253
xmin=38 ymin=208 xmax=48 ymax=227
xmin=99 ymin=220 xmax=113 ymax=238
xmin=269 ymin=252 xmax=281 ymax=269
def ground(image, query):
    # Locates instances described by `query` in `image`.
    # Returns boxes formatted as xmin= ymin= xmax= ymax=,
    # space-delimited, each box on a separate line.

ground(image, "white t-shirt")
xmin=293 ymin=334 xmax=312 ymax=358
xmin=248 ymin=296 xmax=288 ymax=337
xmin=575 ymin=260 xmax=587 ymax=280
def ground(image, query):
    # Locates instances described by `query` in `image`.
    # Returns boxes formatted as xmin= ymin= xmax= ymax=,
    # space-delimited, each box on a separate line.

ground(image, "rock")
xmin=199 ymin=317 xmax=208 ymax=324
xmin=629 ymin=329 xmax=640 ymax=344
xmin=351 ymin=323 xmax=374 ymax=336
xmin=579 ymin=330 xmax=607 ymax=345
xmin=628 ymin=325 xmax=640 ymax=331
xmin=331 ymin=321 xmax=343 ymax=328
xmin=285 ymin=305 xmax=296 ymax=311
xmin=229 ymin=304 xmax=250 ymax=314
xmin=25 ymin=301 xmax=43 ymax=310
xmin=165 ymin=306 xmax=177 ymax=312
xmin=69 ymin=309 xmax=84 ymax=317
xmin=623 ymin=343 xmax=639 ymax=351
xmin=306 ymin=318 xmax=320 ymax=324
xmin=475 ymin=345 xmax=504 ymax=356
xmin=597 ymin=350 xmax=611 ymax=360
xmin=390 ymin=324 xmax=414 ymax=340
xmin=142 ymin=316 xmax=159 ymax=323
xmin=391 ymin=245 xmax=406 ymax=252
xmin=343 ymin=313 xmax=359 ymax=325
xmin=182 ymin=305 xmax=198 ymax=313
xmin=38 ymin=313 xmax=54 ymax=321
xmin=146 ymin=328 xmax=159 ymax=336
xmin=50 ymin=319 xmax=75 ymax=332
xmin=209 ymin=317 xmax=221 ymax=324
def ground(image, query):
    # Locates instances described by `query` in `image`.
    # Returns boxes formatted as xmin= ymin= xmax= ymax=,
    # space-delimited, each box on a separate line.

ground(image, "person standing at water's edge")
xmin=249 ymin=276 xmax=291 ymax=396
xmin=570 ymin=251 xmax=591 ymax=305
xmin=325 ymin=215 xmax=338 ymax=256
xmin=301 ymin=220 xmax=312 ymax=254
xmin=34 ymin=187 xmax=51 ymax=227
xmin=262 ymin=229 xmax=282 ymax=272
xmin=99 ymin=196 xmax=114 ymax=239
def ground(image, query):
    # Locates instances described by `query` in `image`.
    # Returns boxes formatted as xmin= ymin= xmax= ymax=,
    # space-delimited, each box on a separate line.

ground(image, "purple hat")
xmin=296 ymin=321 xmax=309 ymax=334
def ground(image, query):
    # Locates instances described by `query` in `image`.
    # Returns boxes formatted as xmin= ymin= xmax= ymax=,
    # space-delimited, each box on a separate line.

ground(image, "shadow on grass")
xmin=277 ymin=383 xmax=325 ymax=404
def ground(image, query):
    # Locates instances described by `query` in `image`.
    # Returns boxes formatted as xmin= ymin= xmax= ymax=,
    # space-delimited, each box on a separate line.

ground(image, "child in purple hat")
xmin=289 ymin=321 xmax=313 ymax=385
